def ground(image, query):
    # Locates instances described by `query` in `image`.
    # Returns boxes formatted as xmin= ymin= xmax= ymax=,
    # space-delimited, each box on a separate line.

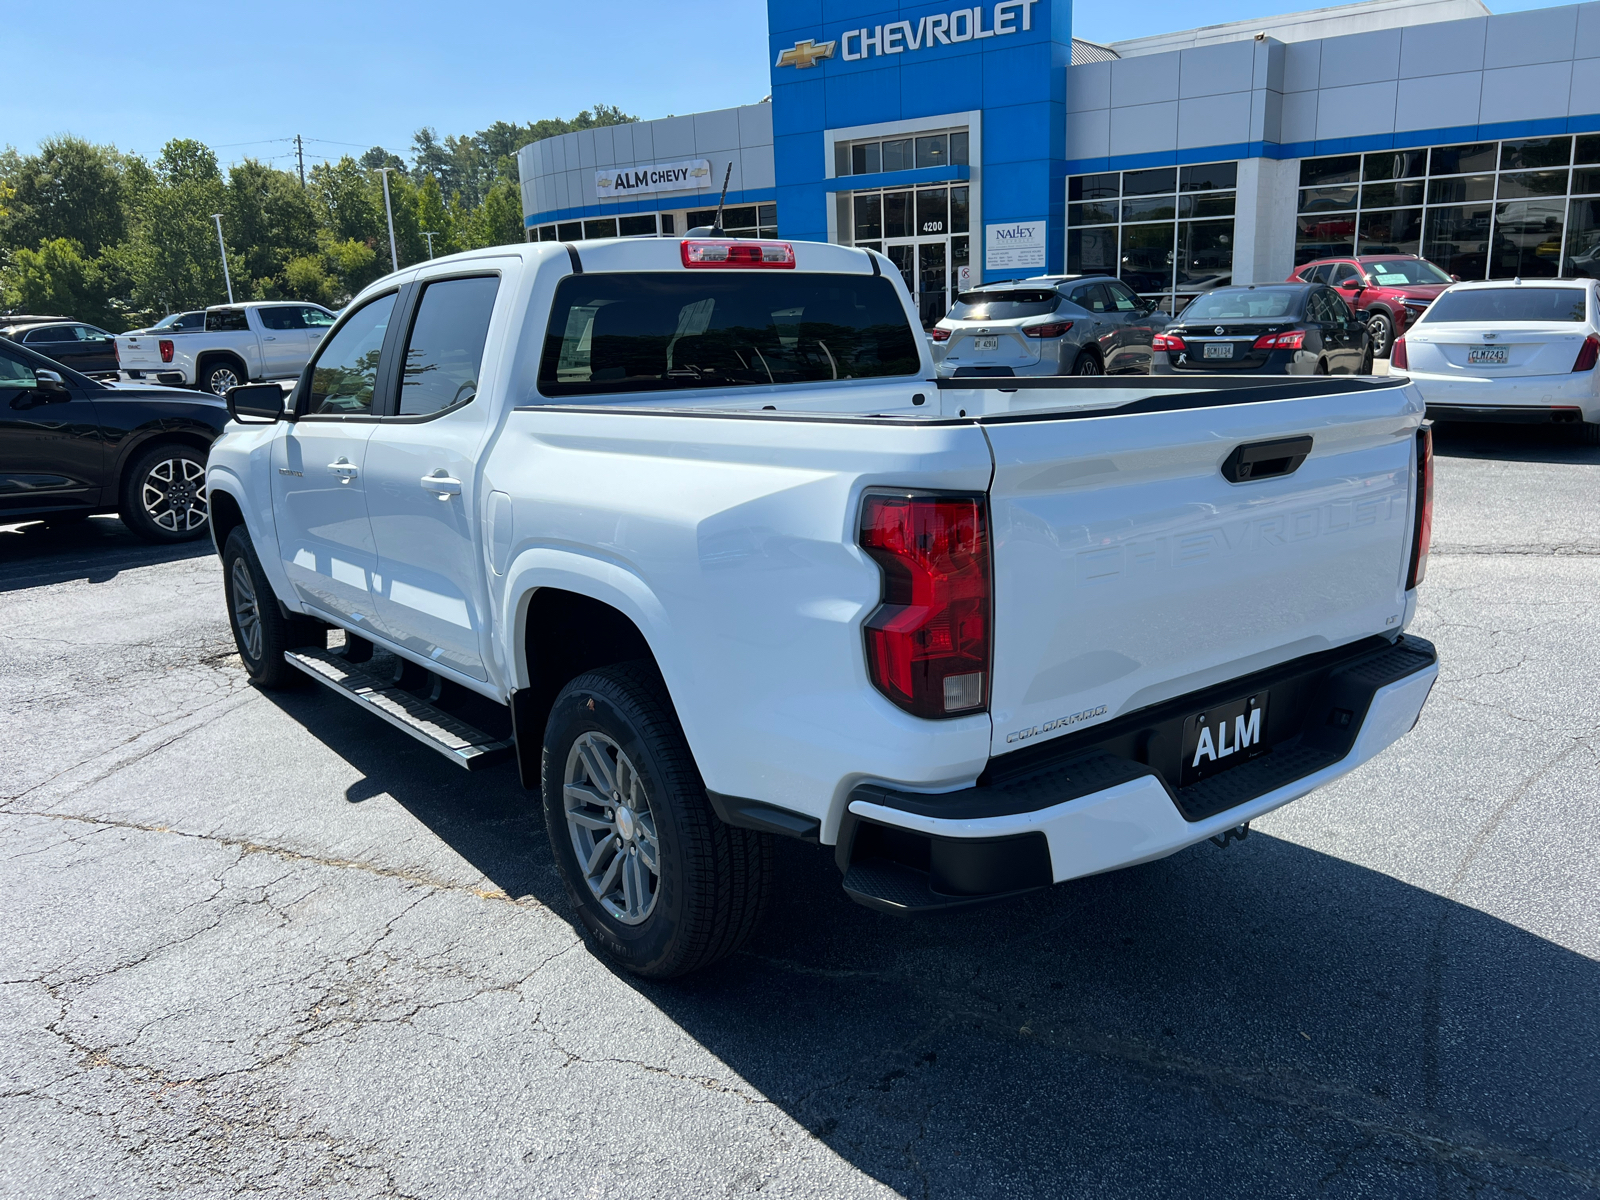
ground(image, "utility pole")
xmin=295 ymin=134 xmax=305 ymax=187
xmin=377 ymin=167 xmax=399 ymax=273
xmin=211 ymin=214 xmax=235 ymax=304
xmin=422 ymin=231 xmax=438 ymax=259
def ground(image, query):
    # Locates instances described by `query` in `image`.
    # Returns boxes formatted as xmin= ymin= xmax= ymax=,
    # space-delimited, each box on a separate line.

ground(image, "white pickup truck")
xmin=204 ymin=236 xmax=1439 ymax=978
xmin=118 ymin=301 xmax=336 ymax=394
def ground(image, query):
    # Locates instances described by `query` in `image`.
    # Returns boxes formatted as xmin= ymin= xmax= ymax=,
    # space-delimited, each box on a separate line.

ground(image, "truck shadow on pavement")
xmin=262 ymin=686 xmax=1600 ymax=1200
xmin=0 ymin=515 xmax=213 ymax=593
xmin=1432 ymin=420 xmax=1600 ymax=464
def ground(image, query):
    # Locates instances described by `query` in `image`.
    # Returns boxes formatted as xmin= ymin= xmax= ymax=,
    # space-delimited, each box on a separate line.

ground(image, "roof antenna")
xmin=711 ymin=162 xmax=733 ymax=236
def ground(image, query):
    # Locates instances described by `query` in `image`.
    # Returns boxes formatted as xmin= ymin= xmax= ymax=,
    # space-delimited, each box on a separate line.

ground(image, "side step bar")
xmin=283 ymin=648 xmax=513 ymax=771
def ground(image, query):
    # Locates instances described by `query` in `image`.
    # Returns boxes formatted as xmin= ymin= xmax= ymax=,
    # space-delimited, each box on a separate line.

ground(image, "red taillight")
xmin=159 ymin=339 xmax=174 ymax=363
xmin=1024 ymin=322 xmax=1072 ymax=338
xmin=681 ymin=239 xmax=795 ymax=269
xmin=929 ymin=327 xmax=951 ymax=342
xmin=1573 ymin=333 xmax=1600 ymax=371
xmin=1253 ymin=330 xmax=1306 ymax=350
xmin=859 ymin=493 xmax=991 ymax=718
xmin=1391 ymin=336 xmax=1408 ymax=370
xmin=1407 ymin=424 xmax=1433 ymax=590
xmin=1152 ymin=333 xmax=1186 ymax=353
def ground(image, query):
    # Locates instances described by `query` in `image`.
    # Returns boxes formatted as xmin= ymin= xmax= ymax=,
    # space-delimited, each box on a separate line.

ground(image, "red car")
xmin=1287 ymin=255 xmax=1455 ymax=358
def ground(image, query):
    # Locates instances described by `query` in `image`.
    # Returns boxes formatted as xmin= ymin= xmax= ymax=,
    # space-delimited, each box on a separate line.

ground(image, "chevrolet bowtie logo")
xmin=776 ymin=38 xmax=836 ymax=68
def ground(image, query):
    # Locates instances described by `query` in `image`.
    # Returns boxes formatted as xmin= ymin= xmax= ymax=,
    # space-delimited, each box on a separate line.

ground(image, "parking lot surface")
xmin=2 ymin=423 xmax=1597 ymax=1199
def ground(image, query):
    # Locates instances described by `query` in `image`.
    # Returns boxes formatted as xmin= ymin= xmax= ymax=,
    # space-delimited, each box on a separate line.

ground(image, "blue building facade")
xmin=520 ymin=0 xmax=1600 ymax=320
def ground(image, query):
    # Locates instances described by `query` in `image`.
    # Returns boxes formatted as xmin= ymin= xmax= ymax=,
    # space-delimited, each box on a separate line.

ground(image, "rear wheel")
xmin=198 ymin=359 xmax=243 ymax=396
xmin=222 ymin=527 xmax=323 ymax=689
xmin=1071 ymin=348 xmax=1104 ymax=376
xmin=120 ymin=442 xmax=210 ymax=543
xmin=1366 ymin=311 xmax=1394 ymax=358
xmin=1576 ymin=421 xmax=1600 ymax=445
xmin=542 ymin=662 xmax=770 ymax=978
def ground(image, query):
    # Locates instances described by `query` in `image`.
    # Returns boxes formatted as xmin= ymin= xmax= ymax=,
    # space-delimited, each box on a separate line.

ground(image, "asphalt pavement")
xmin=1 ymin=421 xmax=1597 ymax=1199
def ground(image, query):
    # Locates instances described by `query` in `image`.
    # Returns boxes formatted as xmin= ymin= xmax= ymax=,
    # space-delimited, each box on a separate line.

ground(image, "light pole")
xmin=376 ymin=167 xmax=400 ymax=273
xmin=422 ymin=231 xmax=438 ymax=259
xmin=210 ymin=213 xmax=234 ymax=304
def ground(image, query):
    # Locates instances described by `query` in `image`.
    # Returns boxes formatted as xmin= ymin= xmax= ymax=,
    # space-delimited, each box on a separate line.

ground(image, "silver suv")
xmin=930 ymin=275 xmax=1168 ymax=377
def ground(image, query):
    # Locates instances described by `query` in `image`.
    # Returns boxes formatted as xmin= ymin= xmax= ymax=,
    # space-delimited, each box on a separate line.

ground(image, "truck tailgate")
xmin=983 ymin=386 xmax=1421 ymax=759
xmin=118 ymin=333 xmax=167 ymax=369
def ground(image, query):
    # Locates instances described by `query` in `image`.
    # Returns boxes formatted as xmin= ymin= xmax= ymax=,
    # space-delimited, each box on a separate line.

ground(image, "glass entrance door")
xmin=886 ymin=239 xmax=949 ymax=328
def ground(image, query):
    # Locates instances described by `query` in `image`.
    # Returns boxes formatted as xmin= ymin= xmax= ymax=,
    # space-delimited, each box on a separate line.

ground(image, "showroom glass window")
xmin=1296 ymin=136 xmax=1600 ymax=278
xmin=1065 ymin=162 xmax=1237 ymax=313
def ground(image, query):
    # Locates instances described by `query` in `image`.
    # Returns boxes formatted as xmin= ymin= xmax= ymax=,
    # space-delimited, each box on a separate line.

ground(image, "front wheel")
xmin=1366 ymin=311 xmax=1395 ymax=358
xmin=222 ymin=526 xmax=323 ymax=688
xmin=542 ymin=662 xmax=770 ymax=978
xmin=120 ymin=442 xmax=210 ymax=543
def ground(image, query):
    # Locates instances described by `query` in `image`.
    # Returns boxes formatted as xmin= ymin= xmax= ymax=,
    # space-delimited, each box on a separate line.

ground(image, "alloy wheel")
xmin=1367 ymin=314 xmax=1391 ymax=356
xmin=207 ymin=367 xmax=240 ymax=395
xmin=230 ymin=557 xmax=263 ymax=661
xmin=141 ymin=457 xmax=209 ymax=532
xmin=563 ymin=731 xmax=660 ymax=925
xmin=1074 ymin=353 xmax=1103 ymax=376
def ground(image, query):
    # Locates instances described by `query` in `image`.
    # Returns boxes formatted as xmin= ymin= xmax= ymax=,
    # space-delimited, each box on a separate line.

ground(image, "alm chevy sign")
xmin=596 ymin=158 xmax=712 ymax=199
xmin=775 ymin=0 xmax=1039 ymax=67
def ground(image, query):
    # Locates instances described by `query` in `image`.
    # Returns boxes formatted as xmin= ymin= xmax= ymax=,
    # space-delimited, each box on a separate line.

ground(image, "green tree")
xmin=124 ymin=139 xmax=231 ymax=316
xmin=225 ymin=159 xmax=319 ymax=296
xmin=414 ymin=173 xmax=456 ymax=258
xmin=459 ymin=178 xmax=525 ymax=250
xmin=0 ymin=237 xmax=118 ymax=327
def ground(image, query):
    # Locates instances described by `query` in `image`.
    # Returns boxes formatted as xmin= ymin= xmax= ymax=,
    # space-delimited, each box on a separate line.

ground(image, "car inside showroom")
xmin=520 ymin=0 xmax=1600 ymax=320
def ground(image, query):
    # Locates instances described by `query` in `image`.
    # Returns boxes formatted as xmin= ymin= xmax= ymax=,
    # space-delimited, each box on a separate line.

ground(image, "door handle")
xmin=420 ymin=471 xmax=462 ymax=500
xmin=263 ymin=336 xmax=278 ymax=341
xmin=328 ymin=457 xmax=359 ymax=484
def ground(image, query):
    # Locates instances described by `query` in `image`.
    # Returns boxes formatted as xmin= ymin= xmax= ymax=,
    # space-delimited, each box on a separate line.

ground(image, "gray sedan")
xmin=930 ymin=275 xmax=1169 ymax=377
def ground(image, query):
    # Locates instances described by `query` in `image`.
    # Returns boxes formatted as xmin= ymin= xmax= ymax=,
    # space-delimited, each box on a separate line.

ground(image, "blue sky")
xmin=4 ymin=0 xmax=1554 ymax=166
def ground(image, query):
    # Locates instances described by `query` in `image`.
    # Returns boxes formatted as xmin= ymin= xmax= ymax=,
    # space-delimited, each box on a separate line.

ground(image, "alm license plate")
xmin=1468 ymin=346 xmax=1508 ymax=364
xmin=1203 ymin=342 xmax=1234 ymax=359
xmin=1179 ymin=691 xmax=1269 ymax=787
xmin=971 ymin=336 xmax=999 ymax=351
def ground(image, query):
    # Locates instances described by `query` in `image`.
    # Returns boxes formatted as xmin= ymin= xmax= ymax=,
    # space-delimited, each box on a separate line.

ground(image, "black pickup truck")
xmin=0 ymin=333 xmax=231 ymax=542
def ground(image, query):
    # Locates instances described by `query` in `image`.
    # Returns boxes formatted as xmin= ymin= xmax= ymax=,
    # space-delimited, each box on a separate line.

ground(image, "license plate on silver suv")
xmin=971 ymin=336 xmax=999 ymax=351
xmin=1203 ymin=342 xmax=1233 ymax=359
xmin=1468 ymin=346 xmax=1507 ymax=364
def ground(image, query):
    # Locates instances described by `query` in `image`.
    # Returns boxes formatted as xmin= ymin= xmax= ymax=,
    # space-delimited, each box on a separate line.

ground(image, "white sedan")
xmin=1390 ymin=278 xmax=1600 ymax=443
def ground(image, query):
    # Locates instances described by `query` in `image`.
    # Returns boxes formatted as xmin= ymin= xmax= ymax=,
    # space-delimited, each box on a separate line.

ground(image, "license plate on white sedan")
xmin=1468 ymin=346 xmax=1508 ymax=364
xmin=971 ymin=336 xmax=999 ymax=351
xmin=1203 ymin=342 xmax=1233 ymax=359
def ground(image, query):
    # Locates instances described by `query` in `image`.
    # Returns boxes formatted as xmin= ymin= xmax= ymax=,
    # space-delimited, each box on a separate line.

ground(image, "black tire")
xmin=1315 ymin=358 xmax=1331 ymax=375
xmin=222 ymin=526 xmax=323 ymax=689
xmin=198 ymin=358 xmax=245 ymax=396
xmin=1359 ymin=345 xmax=1375 ymax=375
xmin=1071 ymin=347 xmax=1104 ymax=376
xmin=119 ymin=442 xmax=210 ymax=543
xmin=1575 ymin=421 xmax=1600 ymax=445
xmin=1366 ymin=310 xmax=1395 ymax=358
xmin=541 ymin=662 xmax=771 ymax=979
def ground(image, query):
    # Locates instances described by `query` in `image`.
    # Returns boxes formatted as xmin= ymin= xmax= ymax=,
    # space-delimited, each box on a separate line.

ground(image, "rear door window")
xmin=305 ymin=293 xmax=397 ymax=415
xmin=206 ymin=308 xmax=250 ymax=332
xmin=396 ymin=276 xmax=500 ymax=416
xmin=537 ymin=273 xmax=920 ymax=396
xmin=26 ymin=326 xmax=73 ymax=343
xmin=1423 ymin=288 xmax=1588 ymax=322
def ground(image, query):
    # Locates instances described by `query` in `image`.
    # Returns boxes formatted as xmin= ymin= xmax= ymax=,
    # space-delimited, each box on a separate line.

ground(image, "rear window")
xmin=536 ymin=273 xmax=920 ymax=396
xmin=1180 ymin=289 xmax=1301 ymax=321
xmin=948 ymin=289 xmax=1058 ymax=320
xmin=1423 ymin=287 xmax=1587 ymax=323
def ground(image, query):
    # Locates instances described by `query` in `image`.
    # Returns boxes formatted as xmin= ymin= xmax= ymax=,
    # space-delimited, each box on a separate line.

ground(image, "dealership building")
xmin=518 ymin=0 xmax=1600 ymax=319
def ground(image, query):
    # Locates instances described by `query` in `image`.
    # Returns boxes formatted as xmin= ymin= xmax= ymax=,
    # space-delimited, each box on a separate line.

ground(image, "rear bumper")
xmin=1395 ymin=369 xmax=1600 ymax=421
xmin=1152 ymin=349 xmax=1315 ymax=375
xmin=837 ymin=635 xmax=1438 ymax=912
xmin=122 ymin=368 xmax=189 ymax=386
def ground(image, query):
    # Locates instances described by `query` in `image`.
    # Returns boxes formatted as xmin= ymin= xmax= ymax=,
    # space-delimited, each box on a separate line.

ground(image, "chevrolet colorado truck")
xmin=204 ymin=236 xmax=1439 ymax=978
xmin=118 ymin=301 xmax=336 ymax=394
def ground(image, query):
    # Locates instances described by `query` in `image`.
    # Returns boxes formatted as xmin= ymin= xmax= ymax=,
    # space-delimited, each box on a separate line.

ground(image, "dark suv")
xmin=1288 ymin=256 xmax=1455 ymax=357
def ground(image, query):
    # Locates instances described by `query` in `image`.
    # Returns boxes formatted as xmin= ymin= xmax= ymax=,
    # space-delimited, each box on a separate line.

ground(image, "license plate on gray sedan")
xmin=1468 ymin=346 xmax=1507 ymax=364
xmin=971 ymin=336 xmax=999 ymax=351
xmin=1203 ymin=342 xmax=1233 ymax=359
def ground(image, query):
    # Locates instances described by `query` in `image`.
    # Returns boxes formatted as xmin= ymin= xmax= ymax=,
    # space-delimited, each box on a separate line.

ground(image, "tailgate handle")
xmin=1222 ymin=435 xmax=1313 ymax=483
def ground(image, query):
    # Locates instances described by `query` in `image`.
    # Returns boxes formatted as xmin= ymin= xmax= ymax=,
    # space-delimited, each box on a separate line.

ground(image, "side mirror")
xmin=34 ymin=369 xmax=69 ymax=394
xmin=1339 ymin=278 xmax=1361 ymax=290
xmin=227 ymin=382 xmax=288 ymax=423
xmin=1450 ymin=274 xmax=1462 ymax=282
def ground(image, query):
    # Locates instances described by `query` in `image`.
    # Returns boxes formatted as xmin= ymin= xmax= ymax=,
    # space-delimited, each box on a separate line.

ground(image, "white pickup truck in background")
xmin=118 ymin=301 xmax=336 ymax=394
xmin=204 ymin=236 xmax=1439 ymax=978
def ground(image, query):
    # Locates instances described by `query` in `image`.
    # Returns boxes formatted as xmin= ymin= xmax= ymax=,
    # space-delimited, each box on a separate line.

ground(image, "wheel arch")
xmin=113 ymin=427 xmax=215 ymax=494
xmin=195 ymin=349 xmax=251 ymax=389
